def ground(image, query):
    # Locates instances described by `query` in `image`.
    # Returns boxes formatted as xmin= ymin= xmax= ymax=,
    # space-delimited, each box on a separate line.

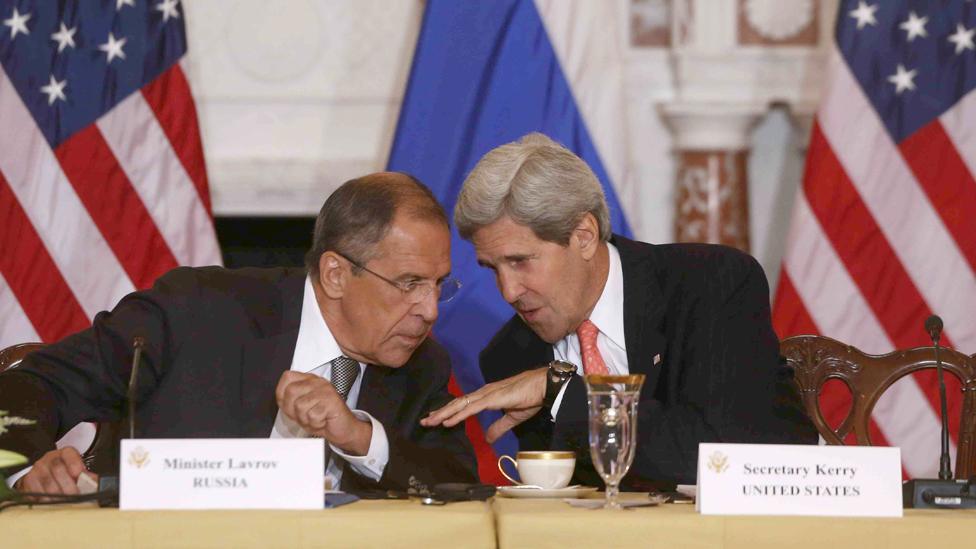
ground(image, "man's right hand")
xmin=14 ymin=447 xmax=95 ymax=495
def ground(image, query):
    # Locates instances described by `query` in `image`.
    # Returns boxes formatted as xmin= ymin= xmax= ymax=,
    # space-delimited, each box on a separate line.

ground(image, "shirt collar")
xmin=291 ymin=276 xmax=344 ymax=373
xmin=586 ymin=242 xmax=626 ymax=351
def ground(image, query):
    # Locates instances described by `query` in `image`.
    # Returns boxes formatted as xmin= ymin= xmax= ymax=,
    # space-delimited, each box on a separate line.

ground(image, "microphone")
xmin=925 ymin=315 xmax=943 ymax=345
xmin=903 ymin=315 xmax=975 ymax=508
xmin=127 ymin=336 xmax=145 ymax=439
xmin=97 ymin=336 xmax=146 ymax=505
xmin=95 ymin=336 xmax=146 ymax=506
xmin=924 ymin=315 xmax=953 ymax=481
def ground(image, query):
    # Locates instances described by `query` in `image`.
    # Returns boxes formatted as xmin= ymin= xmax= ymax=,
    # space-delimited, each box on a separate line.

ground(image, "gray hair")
xmin=304 ymin=173 xmax=447 ymax=278
xmin=454 ymin=133 xmax=611 ymax=244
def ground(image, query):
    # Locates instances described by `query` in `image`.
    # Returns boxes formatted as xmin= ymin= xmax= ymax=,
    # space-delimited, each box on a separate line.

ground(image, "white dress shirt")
xmin=550 ymin=243 xmax=629 ymax=417
xmin=270 ymin=277 xmax=389 ymax=489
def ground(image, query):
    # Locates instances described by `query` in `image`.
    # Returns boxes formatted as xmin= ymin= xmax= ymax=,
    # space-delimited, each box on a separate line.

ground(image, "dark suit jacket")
xmin=0 ymin=266 xmax=476 ymax=491
xmin=481 ymin=236 xmax=817 ymax=487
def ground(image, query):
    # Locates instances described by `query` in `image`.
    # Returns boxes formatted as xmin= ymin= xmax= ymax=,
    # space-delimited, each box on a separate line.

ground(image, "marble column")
xmin=660 ymin=103 xmax=764 ymax=252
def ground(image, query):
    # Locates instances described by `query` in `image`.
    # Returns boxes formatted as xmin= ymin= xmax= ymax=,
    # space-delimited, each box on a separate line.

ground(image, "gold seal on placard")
xmin=128 ymin=446 xmax=150 ymax=469
xmin=708 ymin=451 xmax=729 ymax=474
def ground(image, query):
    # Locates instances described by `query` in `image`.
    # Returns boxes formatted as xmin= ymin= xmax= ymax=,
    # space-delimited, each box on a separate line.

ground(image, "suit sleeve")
xmin=550 ymin=254 xmax=816 ymax=485
xmin=343 ymin=350 xmax=478 ymax=492
xmin=0 ymin=269 xmax=198 ymax=469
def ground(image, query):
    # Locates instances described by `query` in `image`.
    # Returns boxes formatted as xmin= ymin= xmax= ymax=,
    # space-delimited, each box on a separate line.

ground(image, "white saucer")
xmin=497 ymin=485 xmax=599 ymax=499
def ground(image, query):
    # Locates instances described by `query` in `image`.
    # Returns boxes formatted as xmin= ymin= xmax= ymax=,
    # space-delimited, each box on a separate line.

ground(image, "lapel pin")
xmin=653 ymin=354 xmax=661 ymax=365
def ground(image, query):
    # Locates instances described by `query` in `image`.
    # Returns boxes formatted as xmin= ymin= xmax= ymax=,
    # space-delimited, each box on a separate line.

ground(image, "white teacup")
xmin=497 ymin=451 xmax=575 ymax=489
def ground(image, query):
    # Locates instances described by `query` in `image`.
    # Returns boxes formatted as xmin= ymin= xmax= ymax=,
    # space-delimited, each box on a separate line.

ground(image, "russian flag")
xmin=387 ymin=0 xmax=634 ymax=483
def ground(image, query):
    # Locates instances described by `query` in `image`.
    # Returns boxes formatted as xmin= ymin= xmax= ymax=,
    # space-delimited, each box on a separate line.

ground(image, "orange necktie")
xmin=577 ymin=319 xmax=609 ymax=375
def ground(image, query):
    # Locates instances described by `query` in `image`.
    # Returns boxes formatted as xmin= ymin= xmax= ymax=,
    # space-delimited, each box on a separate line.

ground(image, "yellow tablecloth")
xmin=6 ymin=496 xmax=976 ymax=548
xmin=0 ymin=499 xmax=496 ymax=549
xmin=492 ymin=496 xmax=976 ymax=549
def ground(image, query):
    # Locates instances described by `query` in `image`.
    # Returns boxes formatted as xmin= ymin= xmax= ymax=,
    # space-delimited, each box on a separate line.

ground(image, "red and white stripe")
xmin=0 ymin=63 xmax=220 ymax=349
xmin=774 ymin=45 xmax=976 ymax=478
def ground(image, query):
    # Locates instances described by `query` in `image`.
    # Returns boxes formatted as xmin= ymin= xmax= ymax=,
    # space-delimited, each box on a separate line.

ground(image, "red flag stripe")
xmin=0 ymin=173 xmax=90 ymax=342
xmin=98 ymin=90 xmax=221 ymax=268
xmin=771 ymin=268 xmax=820 ymax=339
xmin=54 ymin=126 xmax=180 ymax=290
xmin=781 ymin=194 xmax=950 ymax=478
xmin=898 ymin=120 xmax=976 ymax=276
xmin=141 ymin=63 xmax=213 ymax=216
xmin=0 ymin=69 xmax=134 ymax=318
xmin=819 ymin=48 xmax=976 ymax=350
xmin=804 ymin=121 xmax=963 ymax=444
xmin=804 ymin=123 xmax=940 ymax=349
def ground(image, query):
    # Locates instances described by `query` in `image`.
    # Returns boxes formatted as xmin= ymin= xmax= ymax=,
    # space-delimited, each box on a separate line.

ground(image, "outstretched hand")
xmin=421 ymin=367 xmax=548 ymax=443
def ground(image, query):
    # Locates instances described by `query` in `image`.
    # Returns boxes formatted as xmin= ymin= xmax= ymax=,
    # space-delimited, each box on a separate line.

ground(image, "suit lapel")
xmin=615 ymin=236 xmax=668 ymax=395
xmin=356 ymin=364 xmax=402 ymax=429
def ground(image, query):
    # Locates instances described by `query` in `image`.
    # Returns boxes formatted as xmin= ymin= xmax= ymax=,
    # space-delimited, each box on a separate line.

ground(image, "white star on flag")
xmin=99 ymin=32 xmax=128 ymax=63
xmin=156 ymin=0 xmax=181 ymax=22
xmin=849 ymin=1 xmax=878 ymax=30
xmin=40 ymin=75 xmax=67 ymax=106
xmin=116 ymin=0 xmax=136 ymax=10
xmin=887 ymin=63 xmax=917 ymax=94
xmin=899 ymin=11 xmax=928 ymax=42
xmin=948 ymin=23 xmax=975 ymax=54
xmin=3 ymin=7 xmax=31 ymax=39
xmin=50 ymin=23 xmax=77 ymax=53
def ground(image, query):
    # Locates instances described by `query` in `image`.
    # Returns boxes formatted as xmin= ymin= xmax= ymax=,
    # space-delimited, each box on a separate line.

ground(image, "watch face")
xmin=550 ymin=360 xmax=576 ymax=376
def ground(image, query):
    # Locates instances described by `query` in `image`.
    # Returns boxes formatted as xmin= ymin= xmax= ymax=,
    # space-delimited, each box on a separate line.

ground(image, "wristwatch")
xmin=543 ymin=360 xmax=577 ymax=409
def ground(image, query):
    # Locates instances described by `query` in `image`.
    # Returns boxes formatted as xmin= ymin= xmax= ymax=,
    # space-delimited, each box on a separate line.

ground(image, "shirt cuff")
xmin=329 ymin=410 xmax=388 ymax=481
xmin=6 ymin=466 xmax=31 ymax=488
xmin=549 ymin=380 xmax=573 ymax=421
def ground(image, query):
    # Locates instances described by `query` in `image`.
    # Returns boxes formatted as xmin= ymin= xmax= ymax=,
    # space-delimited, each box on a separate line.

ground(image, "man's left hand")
xmin=420 ymin=368 xmax=547 ymax=443
xmin=275 ymin=371 xmax=372 ymax=455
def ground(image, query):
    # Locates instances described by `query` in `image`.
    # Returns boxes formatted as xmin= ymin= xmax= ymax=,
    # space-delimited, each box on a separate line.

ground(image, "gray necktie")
xmin=330 ymin=356 xmax=360 ymax=401
xmin=323 ymin=356 xmax=360 ymax=480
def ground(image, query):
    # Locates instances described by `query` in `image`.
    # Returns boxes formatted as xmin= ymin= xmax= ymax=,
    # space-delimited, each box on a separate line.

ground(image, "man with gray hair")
xmin=423 ymin=133 xmax=815 ymax=487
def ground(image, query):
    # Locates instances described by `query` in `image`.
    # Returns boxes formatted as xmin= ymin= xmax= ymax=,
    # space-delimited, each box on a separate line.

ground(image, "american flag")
xmin=773 ymin=0 xmax=976 ymax=478
xmin=0 ymin=0 xmax=221 ymax=349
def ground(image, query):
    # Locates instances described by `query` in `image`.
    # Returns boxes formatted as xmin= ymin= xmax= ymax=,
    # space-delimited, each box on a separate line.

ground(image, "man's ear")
xmin=318 ymin=252 xmax=346 ymax=298
xmin=572 ymin=213 xmax=600 ymax=261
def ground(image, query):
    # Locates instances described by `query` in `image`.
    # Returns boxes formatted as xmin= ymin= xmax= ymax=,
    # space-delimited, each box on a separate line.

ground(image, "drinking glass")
xmin=584 ymin=374 xmax=645 ymax=510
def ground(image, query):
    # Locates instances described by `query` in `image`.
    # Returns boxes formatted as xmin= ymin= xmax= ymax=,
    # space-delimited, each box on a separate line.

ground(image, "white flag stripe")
xmin=0 ymin=274 xmax=40 ymax=346
xmin=818 ymin=48 xmax=976 ymax=350
xmin=782 ymin=195 xmax=947 ymax=478
xmin=939 ymin=89 xmax=976 ymax=186
xmin=533 ymin=0 xmax=633 ymax=219
xmin=0 ymin=69 xmax=134 ymax=318
xmin=97 ymin=93 xmax=222 ymax=267
xmin=783 ymin=196 xmax=890 ymax=353
xmin=873 ymin=376 xmax=957 ymax=479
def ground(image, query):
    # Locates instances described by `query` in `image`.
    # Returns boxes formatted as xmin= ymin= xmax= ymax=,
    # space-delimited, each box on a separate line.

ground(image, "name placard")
xmin=120 ymin=439 xmax=324 ymax=510
xmin=697 ymin=443 xmax=902 ymax=517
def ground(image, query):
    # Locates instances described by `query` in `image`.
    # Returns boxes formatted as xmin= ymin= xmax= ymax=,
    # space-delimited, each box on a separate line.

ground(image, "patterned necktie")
xmin=577 ymin=319 xmax=610 ymax=375
xmin=322 ymin=356 xmax=361 ymax=483
xmin=330 ymin=356 xmax=360 ymax=401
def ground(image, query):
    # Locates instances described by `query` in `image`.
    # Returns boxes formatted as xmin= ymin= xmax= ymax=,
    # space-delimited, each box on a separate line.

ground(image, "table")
xmin=0 ymin=500 xmax=496 ymax=549
xmin=491 ymin=497 xmax=976 ymax=549
xmin=6 ymin=496 xmax=976 ymax=548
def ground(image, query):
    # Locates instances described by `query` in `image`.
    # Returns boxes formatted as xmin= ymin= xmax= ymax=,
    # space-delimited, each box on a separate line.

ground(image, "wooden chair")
xmin=0 ymin=342 xmax=119 ymax=473
xmin=781 ymin=335 xmax=976 ymax=479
